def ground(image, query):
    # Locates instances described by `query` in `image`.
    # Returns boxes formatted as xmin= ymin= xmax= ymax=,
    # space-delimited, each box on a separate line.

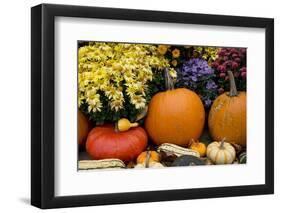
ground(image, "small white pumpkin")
xmin=207 ymin=139 xmax=236 ymax=164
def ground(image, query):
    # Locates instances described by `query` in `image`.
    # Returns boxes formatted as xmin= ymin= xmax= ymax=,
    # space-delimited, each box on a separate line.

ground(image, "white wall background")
xmin=0 ymin=0 xmax=279 ymax=212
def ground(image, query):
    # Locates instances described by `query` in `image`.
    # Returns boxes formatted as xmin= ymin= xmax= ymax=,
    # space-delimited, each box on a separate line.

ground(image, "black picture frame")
xmin=31 ymin=3 xmax=274 ymax=209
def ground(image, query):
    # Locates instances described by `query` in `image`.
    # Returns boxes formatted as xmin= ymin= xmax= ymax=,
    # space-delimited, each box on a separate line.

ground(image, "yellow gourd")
xmin=116 ymin=118 xmax=138 ymax=132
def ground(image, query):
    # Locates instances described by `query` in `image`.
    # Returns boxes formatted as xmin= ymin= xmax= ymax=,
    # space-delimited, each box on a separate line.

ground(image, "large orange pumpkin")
xmin=145 ymin=69 xmax=205 ymax=146
xmin=86 ymin=124 xmax=148 ymax=161
xmin=208 ymin=71 xmax=246 ymax=146
xmin=78 ymin=110 xmax=92 ymax=146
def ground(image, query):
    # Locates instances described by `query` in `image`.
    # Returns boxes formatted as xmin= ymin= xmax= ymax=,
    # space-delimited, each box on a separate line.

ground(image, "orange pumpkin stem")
xmin=164 ymin=68 xmax=174 ymax=90
xmin=227 ymin=71 xmax=238 ymax=97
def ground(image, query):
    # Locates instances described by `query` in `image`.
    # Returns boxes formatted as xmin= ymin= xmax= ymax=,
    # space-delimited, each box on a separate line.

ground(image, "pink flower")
xmin=218 ymin=65 xmax=226 ymax=72
xmin=219 ymin=73 xmax=226 ymax=78
xmin=240 ymin=67 xmax=246 ymax=73
xmin=241 ymin=72 xmax=247 ymax=79
xmin=218 ymin=49 xmax=226 ymax=57
xmin=232 ymin=62 xmax=239 ymax=69
xmin=230 ymin=48 xmax=238 ymax=54
xmin=212 ymin=61 xmax=219 ymax=68
xmin=223 ymin=60 xmax=232 ymax=68
xmin=240 ymin=48 xmax=246 ymax=55
xmin=232 ymin=53 xmax=238 ymax=58
xmin=234 ymin=58 xmax=241 ymax=63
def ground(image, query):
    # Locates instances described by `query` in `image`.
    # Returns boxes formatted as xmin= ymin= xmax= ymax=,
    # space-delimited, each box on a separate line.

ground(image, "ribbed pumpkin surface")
xmin=86 ymin=124 xmax=148 ymax=161
xmin=145 ymin=88 xmax=205 ymax=146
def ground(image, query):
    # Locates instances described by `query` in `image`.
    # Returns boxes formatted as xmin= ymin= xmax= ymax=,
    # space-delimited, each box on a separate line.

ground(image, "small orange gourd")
xmin=189 ymin=139 xmax=207 ymax=157
xmin=136 ymin=151 xmax=160 ymax=165
xmin=145 ymin=69 xmax=205 ymax=146
xmin=208 ymin=71 xmax=246 ymax=146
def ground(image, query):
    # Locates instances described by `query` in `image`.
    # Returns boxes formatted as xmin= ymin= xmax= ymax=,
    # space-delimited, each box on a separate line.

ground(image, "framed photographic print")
xmin=31 ymin=3 xmax=274 ymax=209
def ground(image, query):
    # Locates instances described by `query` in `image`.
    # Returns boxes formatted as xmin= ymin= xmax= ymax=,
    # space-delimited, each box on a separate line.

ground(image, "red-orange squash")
xmin=145 ymin=69 xmax=205 ymax=146
xmin=86 ymin=124 xmax=148 ymax=161
xmin=78 ymin=110 xmax=92 ymax=146
xmin=208 ymin=71 xmax=246 ymax=146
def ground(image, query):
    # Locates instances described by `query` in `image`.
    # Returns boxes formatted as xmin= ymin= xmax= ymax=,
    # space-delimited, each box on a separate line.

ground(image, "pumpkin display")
xmin=189 ymin=139 xmax=207 ymax=157
xmin=145 ymin=69 xmax=205 ymax=146
xmin=206 ymin=139 xmax=236 ymax=164
xmin=137 ymin=151 xmax=160 ymax=165
xmin=116 ymin=118 xmax=138 ymax=132
xmin=78 ymin=110 xmax=92 ymax=146
xmin=208 ymin=71 xmax=246 ymax=146
xmin=239 ymin=152 xmax=247 ymax=164
xmin=86 ymin=124 xmax=148 ymax=161
xmin=171 ymin=155 xmax=205 ymax=166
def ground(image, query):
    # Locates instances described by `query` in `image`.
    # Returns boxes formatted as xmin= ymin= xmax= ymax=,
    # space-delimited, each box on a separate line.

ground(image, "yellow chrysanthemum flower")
xmin=86 ymin=92 xmax=102 ymax=113
xmin=157 ymin=45 xmax=168 ymax=55
xmin=78 ymin=42 xmax=176 ymax=116
xmin=171 ymin=59 xmax=178 ymax=67
xmin=130 ymin=95 xmax=146 ymax=109
xmin=194 ymin=47 xmax=219 ymax=64
xmin=169 ymin=68 xmax=177 ymax=78
xmin=110 ymin=99 xmax=124 ymax=112
xmin=172 ymin=48 xmax=180 ymax=58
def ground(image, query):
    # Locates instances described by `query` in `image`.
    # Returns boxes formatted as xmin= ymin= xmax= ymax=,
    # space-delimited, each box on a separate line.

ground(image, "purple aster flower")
xmin=206 ymin=80 xmax=217 ymax=90
xmin=191 ymin=76 xmax=197 ymax=81
xmin=178 ymin=58 xmax=214 ymax=78
xmin=204 ymin=99 xmax=212 ymax=107
xmin=177 ymin=58 xmax=218 ymax=108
